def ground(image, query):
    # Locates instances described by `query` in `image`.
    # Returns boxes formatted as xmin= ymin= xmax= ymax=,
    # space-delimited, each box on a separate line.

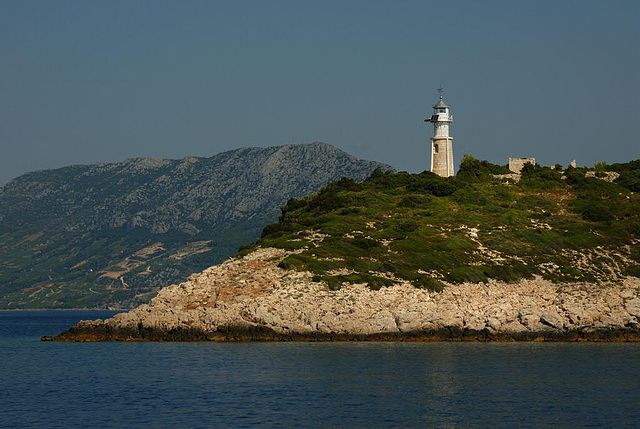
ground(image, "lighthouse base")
xmin=430 ymin=137 xmax=454 ymax=177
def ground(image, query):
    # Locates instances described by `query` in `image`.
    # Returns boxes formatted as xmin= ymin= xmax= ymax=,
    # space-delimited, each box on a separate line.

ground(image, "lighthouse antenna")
xmin=438 ymin=86 xmax=444 ymax=99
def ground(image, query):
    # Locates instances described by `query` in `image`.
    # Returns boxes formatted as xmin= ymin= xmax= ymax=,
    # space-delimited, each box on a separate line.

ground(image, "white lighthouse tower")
xmin=424 ymin=88 xmax=454 ymax=177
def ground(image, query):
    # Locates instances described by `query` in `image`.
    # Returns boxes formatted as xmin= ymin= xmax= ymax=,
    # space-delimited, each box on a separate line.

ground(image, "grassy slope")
xmin=247 ymin=157 xmax=640 ymax=291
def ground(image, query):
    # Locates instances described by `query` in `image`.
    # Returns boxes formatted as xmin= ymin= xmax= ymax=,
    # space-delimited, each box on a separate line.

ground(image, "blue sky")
xmin=1 ymin=0 xmax=638 ymax=184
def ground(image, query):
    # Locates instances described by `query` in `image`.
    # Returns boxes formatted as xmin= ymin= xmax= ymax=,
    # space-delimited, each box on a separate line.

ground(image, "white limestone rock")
xmin=77 ymin=247 xmax=640 ymax=338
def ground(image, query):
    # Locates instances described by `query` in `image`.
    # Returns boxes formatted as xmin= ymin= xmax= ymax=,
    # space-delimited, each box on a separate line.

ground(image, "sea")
xmin=1 ymin=311 xmax=639 ymax=428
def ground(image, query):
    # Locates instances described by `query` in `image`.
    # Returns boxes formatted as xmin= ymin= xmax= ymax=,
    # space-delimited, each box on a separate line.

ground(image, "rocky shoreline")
xmin=43 ymin=325 xmax=640 ymax=342
xmin=43 ymin=248 xmax=640 ymax=342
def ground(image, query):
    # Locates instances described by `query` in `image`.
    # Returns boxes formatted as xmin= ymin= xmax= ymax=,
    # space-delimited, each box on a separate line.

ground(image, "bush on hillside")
xmin=364 ymin=170 xmax=414 ymax=189
xmin=609 ymin=159 xmax=640 ymax=173
xmin=397 ymin=194 xmax=432 ymax=208
xmin=407 ymin=177 xmax=458 ymax=197
xmin=519 ymin=163 xmax=565 ymax=190
xmin=457 ymin=154 xmax=510 ymax=182
xmin=446 ymin=267 xmax=488 ymax=283
xmin=581 ymin=202 xmax=615 ymax=222
xmin=616 ymin=170 xmax=640 ymax=192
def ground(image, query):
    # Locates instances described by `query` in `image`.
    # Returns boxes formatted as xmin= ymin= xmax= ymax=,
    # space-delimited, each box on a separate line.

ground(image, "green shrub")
xmin=457 ymin=154 xmax=510 ymax=182
xmin=516 ymin=195 xmax=557 ymax=212
xmin=337 ymin=207 xmax=362 ymax=215
xmin=412 ymin=276 xmax=446 ymax=292
xmin=484 ymin=263 xmax=532 ymax=282
xmin=312 ymin=275 xmax=343 ymax=291
xmin=280 ymin=197 xmax=308 ymax=218
xmin=343 ymin=258 xmax=383 ymax=272
xmin=237 ymin=244 xmax=256 ymax=257
xmin=407 ymin=177 xmax=458 ymax=197
xmin=392 ymin=221 xmax=419 ymax=235
xmin=446 ymin=267 xmax=488 ymax=283
xmin=398 ymin=194 xmax=432 ymax=208
xmin=351 ymin=236 xmax=380 ymax=250
xmin=261 ymin=223 xmax=289 ymax=238
xmin=608 ymin=159 xmax=640 ymax=173
xmin=277 ymin=254 xmax=335 ymax=272
xmin=307 ymin=193 xmax=349 ymax=213
xmin=519 ymin=164 xmax=564 ymax=190
xmin=594 ymin=162 xmax=608 ymax=173
xmin=499 ymin=209 xmax=529 ymax=226
xmin=364 ymin=170 xmax=413 ymax=190
xmin=367 ymin=167 xmax=387 ymax=180
xmin=453 ymin=187 xmax=489 ymax=206
xmin=492 ymin=186 xmax=515 ymax=202
xmin=429 ymin=180 xmax=459 ymax=197
xmin=565 ymin=169 xmax=586 ymax=186
xmin=625 ymin=265 xmax=640 ymax=278
xmin=580 ymin=202 xmax=615 ymax=222
xmin=616 ymin=170 xmax=640 ymax=192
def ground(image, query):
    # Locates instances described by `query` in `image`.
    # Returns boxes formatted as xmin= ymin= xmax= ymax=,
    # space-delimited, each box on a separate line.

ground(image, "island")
xmin=44 ymin=157 xmax=640 ymax=341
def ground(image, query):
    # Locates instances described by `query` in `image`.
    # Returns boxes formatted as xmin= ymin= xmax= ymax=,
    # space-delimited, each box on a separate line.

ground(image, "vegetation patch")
xmin=244 ymin=158 xmax=640 ymax=291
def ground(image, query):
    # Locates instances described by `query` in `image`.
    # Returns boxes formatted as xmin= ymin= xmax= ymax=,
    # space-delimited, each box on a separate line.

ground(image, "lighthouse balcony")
xmin=426 ymin=114 xmax=453 ymax=122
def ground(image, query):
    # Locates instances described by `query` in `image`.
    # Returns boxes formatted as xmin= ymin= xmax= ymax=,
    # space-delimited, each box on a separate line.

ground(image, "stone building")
xmin=425 ymin=89 xmax=454 ymax=177
xmin=509 ymin=157 xmax=536 ymax=173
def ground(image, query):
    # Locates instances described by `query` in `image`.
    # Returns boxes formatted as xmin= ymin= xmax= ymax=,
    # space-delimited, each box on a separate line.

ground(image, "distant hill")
xmin=0 ymin=143 xmax=392 ymax=309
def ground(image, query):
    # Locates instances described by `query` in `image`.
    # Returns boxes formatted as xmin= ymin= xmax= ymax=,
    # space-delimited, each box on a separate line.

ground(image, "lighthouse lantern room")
xmin=424 ymin=88 xmax=454 ymax=177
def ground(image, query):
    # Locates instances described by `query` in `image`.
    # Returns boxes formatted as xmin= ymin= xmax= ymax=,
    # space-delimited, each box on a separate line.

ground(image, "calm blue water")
xmin=1 ymin=311 xmax=639 ymax=428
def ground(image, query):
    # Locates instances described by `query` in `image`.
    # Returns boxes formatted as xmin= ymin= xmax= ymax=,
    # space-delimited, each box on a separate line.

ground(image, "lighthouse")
xmin=424 ymin=88 xmax=454 ymax=177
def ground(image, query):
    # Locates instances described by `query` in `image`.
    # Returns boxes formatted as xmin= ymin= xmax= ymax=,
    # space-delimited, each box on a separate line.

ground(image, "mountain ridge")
xmin=0 ymin=142 xmax=392 ymax=309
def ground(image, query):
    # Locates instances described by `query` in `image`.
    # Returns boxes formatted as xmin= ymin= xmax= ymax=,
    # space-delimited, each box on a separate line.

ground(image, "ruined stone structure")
xmin=425 ymin=89 xmax=454 ymax=177
xmin=509 ymin=157 xmax=536 ymax=173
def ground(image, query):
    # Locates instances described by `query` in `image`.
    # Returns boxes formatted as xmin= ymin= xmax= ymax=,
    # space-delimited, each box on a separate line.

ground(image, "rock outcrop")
xmin=45 ymin=248 xmax=640 ymax=342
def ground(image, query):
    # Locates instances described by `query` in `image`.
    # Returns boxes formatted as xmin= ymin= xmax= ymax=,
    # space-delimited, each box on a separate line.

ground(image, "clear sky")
xmin=1 ymin=0 xmax=638 ymax=184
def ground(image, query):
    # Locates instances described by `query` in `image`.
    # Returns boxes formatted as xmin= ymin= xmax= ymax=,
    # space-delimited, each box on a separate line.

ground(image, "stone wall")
xmin=509 ymin=157 xmax=536 ymax=173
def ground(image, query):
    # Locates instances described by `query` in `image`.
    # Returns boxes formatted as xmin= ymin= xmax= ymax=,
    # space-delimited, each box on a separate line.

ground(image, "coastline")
xmin=41 ymin=248 xmax=640 ymax=343
xmin=42 ymin=324 xmax=640 ymax=342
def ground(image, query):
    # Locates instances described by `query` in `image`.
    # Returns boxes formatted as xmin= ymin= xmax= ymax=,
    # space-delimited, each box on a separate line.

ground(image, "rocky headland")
xmin=45 ymin=247 xmax=640 ymax=342
xmin=44 ymin=157 xmax=640 ymax=341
